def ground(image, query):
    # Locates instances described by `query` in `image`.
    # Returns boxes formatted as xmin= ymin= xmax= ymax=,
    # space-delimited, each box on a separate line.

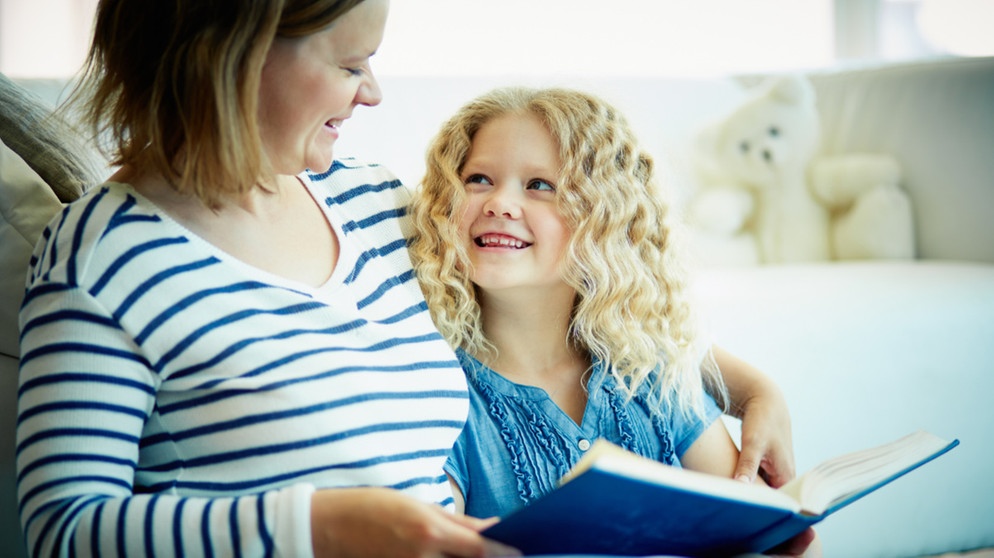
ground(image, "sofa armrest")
xmin=0 ymin=354 xmax=25 ymax=558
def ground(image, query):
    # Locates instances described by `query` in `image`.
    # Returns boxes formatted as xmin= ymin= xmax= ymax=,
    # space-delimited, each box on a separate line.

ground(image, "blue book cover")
xmin=483 ymin=431 xmax=958 ymax=556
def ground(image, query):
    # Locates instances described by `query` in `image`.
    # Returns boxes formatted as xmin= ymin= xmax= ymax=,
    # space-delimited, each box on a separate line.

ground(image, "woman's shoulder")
xmin=304 ymin=158 xmax=405 ymax=193
xmin=303 ymin=158 xmax=413 ymax=218
xmin=26 ymin=182 xmax=171 ymax=288
xmin=44 ymin=181 xmax=149 ymax=243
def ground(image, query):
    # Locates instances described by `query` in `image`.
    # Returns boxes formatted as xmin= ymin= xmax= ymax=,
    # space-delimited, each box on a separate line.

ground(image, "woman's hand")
xmin=767 ymin=527 xmax=821 ymax=557
xmin=711 ymin=345 xmax=796 ymax=487
xmin=310 ymin=487 xmax=519 ymax=557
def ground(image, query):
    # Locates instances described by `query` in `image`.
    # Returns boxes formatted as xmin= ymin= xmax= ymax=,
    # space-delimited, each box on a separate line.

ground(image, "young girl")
xmin=409 ymin=86 xmax=816 ymax=555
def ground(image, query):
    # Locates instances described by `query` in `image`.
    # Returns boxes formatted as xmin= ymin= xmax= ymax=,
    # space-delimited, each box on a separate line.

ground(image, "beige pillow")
xmin=0 ymin=142 xmax=63 ymax=357
xmin=0 ymin=73 xmax=104 ymax=358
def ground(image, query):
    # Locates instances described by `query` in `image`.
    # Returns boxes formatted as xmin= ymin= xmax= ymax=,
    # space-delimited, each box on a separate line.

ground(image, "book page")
xmin=780 ymin=430 xmax=954 ymax=515
xmin=575 ymin=440 xmax=801 ymax=513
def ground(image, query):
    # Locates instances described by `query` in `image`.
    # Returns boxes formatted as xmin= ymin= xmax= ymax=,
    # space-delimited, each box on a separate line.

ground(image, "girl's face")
xmin=458 ymin=112 xmax=573 ymax=297
xmin=258 ymin=0 xmax=387 ymax=176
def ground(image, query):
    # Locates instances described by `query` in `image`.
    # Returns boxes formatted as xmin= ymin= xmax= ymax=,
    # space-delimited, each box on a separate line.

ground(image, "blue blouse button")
xmin=578 ymin=439 xmax=591 ymax=451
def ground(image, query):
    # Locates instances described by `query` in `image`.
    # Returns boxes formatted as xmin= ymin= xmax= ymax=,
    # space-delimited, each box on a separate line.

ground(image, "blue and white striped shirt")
xmin=16 ymin=160 xmax=468 ymax=557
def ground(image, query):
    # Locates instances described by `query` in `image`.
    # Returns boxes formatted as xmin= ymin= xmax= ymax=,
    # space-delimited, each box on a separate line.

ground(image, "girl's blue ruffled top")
xmin=445 ymin=349 xmax=722 ymax=519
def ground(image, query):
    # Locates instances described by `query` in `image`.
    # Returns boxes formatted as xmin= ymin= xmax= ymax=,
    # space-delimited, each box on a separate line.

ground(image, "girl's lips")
xmin=475 ymin=233 xmax=531 ymax=249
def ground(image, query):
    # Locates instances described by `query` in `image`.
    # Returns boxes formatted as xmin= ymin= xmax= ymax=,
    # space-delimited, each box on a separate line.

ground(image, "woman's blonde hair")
xmin=410 ymin=86 xmax=725 ymax=417
xmin=74 ymin=0 xmax=364 ymax=208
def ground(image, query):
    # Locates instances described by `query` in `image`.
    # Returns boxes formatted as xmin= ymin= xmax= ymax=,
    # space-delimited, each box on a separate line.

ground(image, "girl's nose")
xmin=483 ymin=186 xmax=522 ymax=219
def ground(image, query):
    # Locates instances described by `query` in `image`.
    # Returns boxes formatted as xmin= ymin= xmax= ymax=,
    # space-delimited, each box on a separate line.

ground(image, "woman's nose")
xmin=358 ymin=71 xmax=382 ymax=107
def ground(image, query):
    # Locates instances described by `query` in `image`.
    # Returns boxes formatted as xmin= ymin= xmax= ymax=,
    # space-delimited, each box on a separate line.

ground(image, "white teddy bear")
xmin=685 ymin=74 xmax=915 ymax=265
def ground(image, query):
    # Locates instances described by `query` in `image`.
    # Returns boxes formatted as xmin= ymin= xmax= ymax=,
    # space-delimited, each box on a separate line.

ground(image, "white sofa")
xmin=2 ymin=56 xmax=992 ymax=557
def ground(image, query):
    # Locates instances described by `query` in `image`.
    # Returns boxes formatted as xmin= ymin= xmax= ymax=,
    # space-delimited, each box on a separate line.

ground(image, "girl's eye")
xmin=344 ymin=67 xmax=364 ymax=77
xmin=464 ymin=174 xmax=492 ymax=186
xmin=527 ymin=179 xmax=555 ymax=192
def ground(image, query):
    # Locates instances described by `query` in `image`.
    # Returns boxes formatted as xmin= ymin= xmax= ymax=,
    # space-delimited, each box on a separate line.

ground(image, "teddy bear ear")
xmin=763 ymin=74 xmax=816 ymax=106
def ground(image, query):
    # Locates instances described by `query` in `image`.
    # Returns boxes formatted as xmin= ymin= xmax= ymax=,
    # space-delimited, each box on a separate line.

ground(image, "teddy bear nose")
xmin=762 ymin=149 xmax=773 ymax=163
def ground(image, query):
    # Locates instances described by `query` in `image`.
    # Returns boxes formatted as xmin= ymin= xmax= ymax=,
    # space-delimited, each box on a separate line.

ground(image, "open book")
xmin=482 ymin=430 xmax=958 ymax=556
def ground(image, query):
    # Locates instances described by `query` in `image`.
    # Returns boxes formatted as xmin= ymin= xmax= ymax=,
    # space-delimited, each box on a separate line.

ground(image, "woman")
xmin=17 ymin=1 xmax=497 ymax=556
xmin=16 ymin=1 xmax=796 ymax=556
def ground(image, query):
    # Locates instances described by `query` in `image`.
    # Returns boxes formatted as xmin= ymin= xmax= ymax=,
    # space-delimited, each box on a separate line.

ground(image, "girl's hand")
xmin=733 ymin=382 xmax=796 ymax=487
xmin=711 ymin=345 xmax=796 ymax=487
xmin=310 ymin=487 xmax=519 ymax=557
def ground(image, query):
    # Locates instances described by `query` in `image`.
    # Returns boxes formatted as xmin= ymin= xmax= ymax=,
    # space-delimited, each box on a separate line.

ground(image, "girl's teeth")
xmin=479 ymin=235 xmax=526 ymax=248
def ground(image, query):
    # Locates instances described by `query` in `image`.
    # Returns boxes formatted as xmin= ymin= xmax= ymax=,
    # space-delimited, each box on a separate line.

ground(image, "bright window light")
xmin=0 ymin=0 xmax=834 ymax=78
xmin=0 ymin=0 xmax=98 ymax=78
xmin=1 ymin=1 xmax=990 ymax=79
xmin=378 ymin=0 xmax=834 ymax=77
xmin=917 ymin=0 xmax=994 ymax=56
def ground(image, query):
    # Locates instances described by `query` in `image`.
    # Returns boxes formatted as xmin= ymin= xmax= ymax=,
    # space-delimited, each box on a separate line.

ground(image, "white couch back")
xmin=336 ymin=56 xmax=994 ymax=264
xmin=808 ymin=57 xmax=994 ymax=263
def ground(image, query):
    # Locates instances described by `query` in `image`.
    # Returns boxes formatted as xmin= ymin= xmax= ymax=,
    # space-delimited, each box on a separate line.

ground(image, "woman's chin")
xmin=305 ymin=151 xmax=336 ymax=174
xmin=306 ymin=141 xmax=337 ymax=173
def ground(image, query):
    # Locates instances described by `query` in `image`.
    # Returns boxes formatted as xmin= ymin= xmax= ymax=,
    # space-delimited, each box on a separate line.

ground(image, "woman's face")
xmin=258 ymin=0 xmax=388 ymax=176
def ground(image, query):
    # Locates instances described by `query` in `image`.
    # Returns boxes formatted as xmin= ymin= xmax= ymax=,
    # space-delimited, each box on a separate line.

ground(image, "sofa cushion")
xmin=0 ymin=74 xmax=99 ymax=203
xmin=692 ymin=261 xmax=994 ymax=557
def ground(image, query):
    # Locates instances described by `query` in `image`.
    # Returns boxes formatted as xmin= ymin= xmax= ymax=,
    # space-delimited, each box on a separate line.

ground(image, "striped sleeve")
xmin=16 ymin=197 xmax=315 ymax=558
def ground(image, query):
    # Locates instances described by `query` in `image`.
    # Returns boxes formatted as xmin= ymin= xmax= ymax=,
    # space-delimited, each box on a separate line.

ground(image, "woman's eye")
xmin=527 ymin=179 xmax=555 ymax=192
xmin=344 ymin=67 xmax=364 ymax=77
xmin=464 ymin=174 xmax=492 ymax=186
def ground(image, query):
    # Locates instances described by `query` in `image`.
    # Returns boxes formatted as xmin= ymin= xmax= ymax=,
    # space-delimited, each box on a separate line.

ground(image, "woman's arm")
xmin=712 ymin=345 xmax=796 ymax=487
xmin=18 ymin=252 xmax=498 ymax=558
xmin=17 ymin=282 xmax=300 ymax=556
xmin=309 ymin=487 xmax=498 ymax=557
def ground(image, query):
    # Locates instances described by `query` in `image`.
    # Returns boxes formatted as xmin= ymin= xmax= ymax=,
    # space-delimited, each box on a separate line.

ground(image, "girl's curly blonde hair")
xmin=409 ymin=86 xmax=725 ymax=418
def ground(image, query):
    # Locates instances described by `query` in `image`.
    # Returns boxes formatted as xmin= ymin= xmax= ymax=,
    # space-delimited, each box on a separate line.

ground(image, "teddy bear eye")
xmin=769 ymin=126 xmax=780 ymax=137
xmin=740 ymin=141 xmax=750 ymax=153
